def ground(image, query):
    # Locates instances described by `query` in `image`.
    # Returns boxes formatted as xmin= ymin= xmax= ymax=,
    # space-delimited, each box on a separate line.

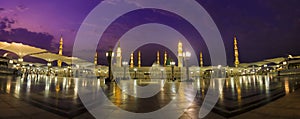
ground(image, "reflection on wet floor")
xmin=0 ymin=74 xmax=300 ymax=118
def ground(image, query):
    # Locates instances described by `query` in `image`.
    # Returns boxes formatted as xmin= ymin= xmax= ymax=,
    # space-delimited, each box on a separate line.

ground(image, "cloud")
xmin=0 ymin=17 xmax=56 ymax=52
xmin=0 ymin=8 xmax=14 ymax=15
xmin=0 ymin=17 xmax=15 ymax=30
xmin=16 ymin=4 xmax=29 ymax=12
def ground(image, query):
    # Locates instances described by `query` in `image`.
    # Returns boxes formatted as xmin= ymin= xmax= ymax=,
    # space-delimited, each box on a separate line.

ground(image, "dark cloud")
xmin=0 ymin=8 xmax=4 ymax=11
xmin=0 ymin=22 xmax=6 ymax=29
xmin=0 ymin=17 xmax=15 ymax=29
xmin=0 ymin=17 xmax=56 ymax=52
xmin=0 ymin=28 xmax=56 ymax=51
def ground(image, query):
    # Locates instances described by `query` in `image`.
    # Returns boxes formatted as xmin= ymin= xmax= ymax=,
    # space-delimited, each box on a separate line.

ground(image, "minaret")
xmin=200 ymin=52 xmax=203 ymax=67
xmin=156 ymin=51 xmax=160 ymax=65
xmin=138 ymin=51 xmax=141 ymax=67
xmin=94 ymin=52 xmax=98 ymax=65
xmin=178 ymin=41 xmax=183 ymax=67
xmin=130 ymin=52 xmax=134 ymax=68
xmin=164 ymin=51 xmax=167 ymax=66
xmin=116 ymin=42 xmax=122 ymax=67
xmin=57 ymin=35 xmax=63 ymax=67
xmin=234 ymin=35 xmax=240 ymax=68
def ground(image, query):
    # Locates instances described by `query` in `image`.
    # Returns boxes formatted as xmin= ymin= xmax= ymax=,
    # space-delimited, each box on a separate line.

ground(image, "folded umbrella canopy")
xmin=30 ymin=52 xmax=69 ymax=63
xmin=1 ymin=42 xmax=47 ymax=58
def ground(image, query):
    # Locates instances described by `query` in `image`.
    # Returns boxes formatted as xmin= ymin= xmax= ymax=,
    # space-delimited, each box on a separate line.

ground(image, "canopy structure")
xmin=293 ymin=56 xmax=300 ymax=59
xmin=30 ymin=52 xmax=69 ymax=62
xmin=240 ymin=61 xmax=271 ymax=67
xmin=64 ymin=57 xmax=78 ymax=65
xmin=264 ymin=57 xmax=285 ymax=64
xmin=240 ymin=57 xmax=286 ymax=67
xmin=1 ymin=42 xmax=47 ymax=58
xmin=65 ymin=57 xmax=91 ymax=66
xmin=0 ymin=42 xmax=11 ymax=49
xmin=0 ymin=41 xmax=90 ymax=66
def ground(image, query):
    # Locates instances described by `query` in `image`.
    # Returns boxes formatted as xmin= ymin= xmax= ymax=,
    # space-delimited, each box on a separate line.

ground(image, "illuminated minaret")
xmin=130 ymin=52 xmax=134 ymax=68
xmin=234 ymin=35 xmax=240 ymax=68
xmin=178 ymin=41 xmax=183 ymax=67
xmin=116 ymin=42 xmax=122 ymax=67
xmin=138 ymin=51 xmax=141 ymax=67
xmin=94 ymin=52 xmax=98 ymax=65
xmin=164 ymin=51 xmax=167 ymax=66
xmin=200 ymin=52 xmax=203 ymax=67
xmin=156 ymin=51 xmax=160 ymax=65
xmin=57 ymin=35 xmax=63 ymax=67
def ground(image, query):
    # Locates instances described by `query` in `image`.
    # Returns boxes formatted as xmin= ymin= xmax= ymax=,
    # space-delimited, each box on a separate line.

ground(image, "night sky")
xmin=0 ymin=0 xmax=300 ymax=66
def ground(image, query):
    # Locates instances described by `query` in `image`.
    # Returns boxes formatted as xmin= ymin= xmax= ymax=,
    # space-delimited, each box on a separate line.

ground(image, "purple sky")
xmin=0 ymin=0 xmax=300 ymax=66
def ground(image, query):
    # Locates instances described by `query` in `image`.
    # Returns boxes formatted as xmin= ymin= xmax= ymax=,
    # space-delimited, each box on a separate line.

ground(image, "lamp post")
xmin=183 ymin=51 xmax=191 ymax=81
xmin=47 ymin=62 xmax=52 ymax=67
xmin=170 ymin=61 xmax=175 ymax=81
xmin=283 ymin=61 xmax=287 ymax=69
xmin=18 ymin=58 xmax=23 ymax=63
xmin=64 ymin=68 xmax=68 ymax=77
xmin=9 ymin=60 xmax=13 ymax=64
xmin=160 ymin=68 xmax=164 ymax=79
xmin=46 ymin=62 xmax=52 ymax=76
xmin=122 ymin=61 xmax=128 ymax=80
xmin=106 ymin=50 xmax=113 ymax=82
xmin=133 ymin=68 xmax=137 ymax=79
xmin=230 ymin=68 xmax=233 ymax=76
xmin=29 ymin=63 xmax=33 ymax=74
xmin=18 ymin=58 xmax=23 ymax=71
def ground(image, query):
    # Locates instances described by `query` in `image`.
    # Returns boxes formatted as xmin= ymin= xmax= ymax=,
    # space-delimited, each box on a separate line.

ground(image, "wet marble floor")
xmin=0 ymin=74 xmax=299 ymax=118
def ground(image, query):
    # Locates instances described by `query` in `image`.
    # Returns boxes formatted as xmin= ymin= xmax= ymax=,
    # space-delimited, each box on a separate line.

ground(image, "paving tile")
xmin=0 ymin=102 xmax=11 ymax=108
xmin=231 ymin=89 xmax=300 ymax=119
xmin=73 ymin=112 xmax=95 ymax=119
xmin=1 ymin=76 xmax=300 ymax=119
xmin=30 ymin=112 xmax=66 ymax=119
xmin=0 ymin=108 xmax=24 ymax=118
xmin=179 ymin=113 xmax=193 ymax=119
xmin=17 ymin=106 xmax=48 ymax=115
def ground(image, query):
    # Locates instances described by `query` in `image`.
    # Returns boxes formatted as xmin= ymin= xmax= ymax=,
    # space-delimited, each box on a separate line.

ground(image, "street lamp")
xmin=64 ymin=68 xmax=67 ymax=77
xmin=18 ymin=58 xmax=23 ymax=68
xmin=18 ymin=58 xmax=23 ymax=62
xmin=230 ymin=68 xmax=233 ymax=76
xmin=46 ymin=62 xmax=52 ymax=76
xmin=106 ymin=50 xmax=113 ymax=82
xmin=9 ymin=60 xmax=13 ymax=64
xmin=122 ymin=61 xmax=128 ymax=80
xmin=160 ymin=68 xmax=164 ymax=79
xmin=47 ymin=62 xmax=52 ymax=67
xmin=170 ymin=61 xmax=175 ymax=81
xmin=183 ymin=51 xmax=191 ymax=81
xmin=133 ymin=68 xmax=137 ymax=79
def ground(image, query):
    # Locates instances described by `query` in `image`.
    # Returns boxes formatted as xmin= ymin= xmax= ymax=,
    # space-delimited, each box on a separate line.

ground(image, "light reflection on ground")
xmin=0 ymin=74 xmax=299 ymax=118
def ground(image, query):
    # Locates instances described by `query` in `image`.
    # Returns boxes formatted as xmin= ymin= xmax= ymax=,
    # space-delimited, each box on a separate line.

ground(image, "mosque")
xmin=0 ymin=35 xmax=298 ymax=79
xmin=93 ymin=35 xmax=294 ymax=80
